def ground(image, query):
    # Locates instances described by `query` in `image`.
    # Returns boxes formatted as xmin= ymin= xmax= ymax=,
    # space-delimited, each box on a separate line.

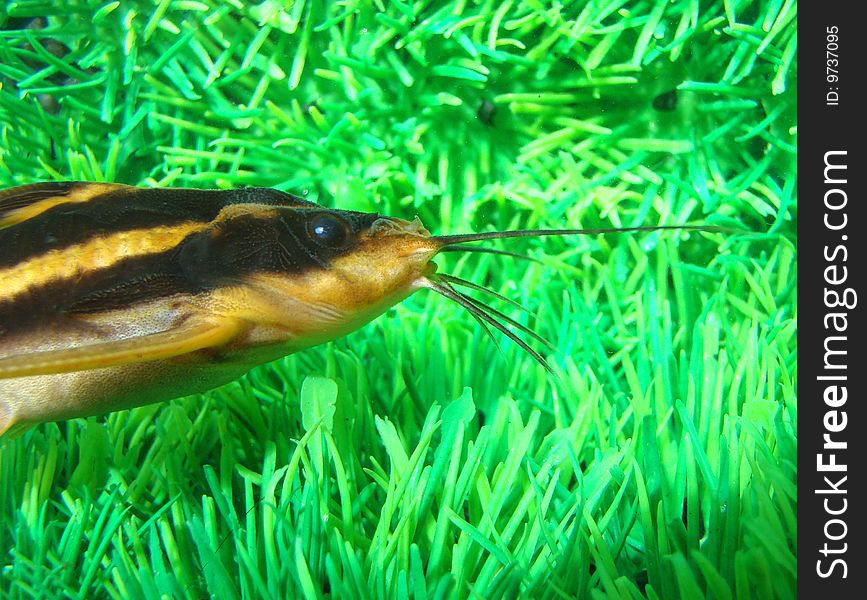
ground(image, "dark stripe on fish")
xmin=0 ymin=181 xmax=83 ymax=213
xmin=0 ymin=185 xmax=317 ymax=269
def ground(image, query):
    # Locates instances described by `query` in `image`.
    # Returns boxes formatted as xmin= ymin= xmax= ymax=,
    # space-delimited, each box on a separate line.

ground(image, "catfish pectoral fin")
xmin=0 ymin=317 xmax=244 ymax=380
xmin=0 ymin=412 xmax=34 ymax=440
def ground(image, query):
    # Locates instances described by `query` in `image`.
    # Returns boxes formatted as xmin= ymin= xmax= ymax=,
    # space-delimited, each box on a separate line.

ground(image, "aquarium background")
xmin=0 ymin=1 xmax=796 ymax=598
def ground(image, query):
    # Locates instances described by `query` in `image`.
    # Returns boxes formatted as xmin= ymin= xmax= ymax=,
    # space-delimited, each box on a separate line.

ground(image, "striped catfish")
xmin=0 ymin=181 xmax=716 ymax=437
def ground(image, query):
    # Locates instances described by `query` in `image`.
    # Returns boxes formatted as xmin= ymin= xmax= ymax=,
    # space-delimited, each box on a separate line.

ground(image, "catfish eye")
xmin=308 ymin=213 xmax=351 ymax=248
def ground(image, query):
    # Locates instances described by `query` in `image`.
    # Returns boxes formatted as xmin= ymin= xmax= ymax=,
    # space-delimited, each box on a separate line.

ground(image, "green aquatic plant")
xmin=1 ymin=0 xmax=795 ymax=598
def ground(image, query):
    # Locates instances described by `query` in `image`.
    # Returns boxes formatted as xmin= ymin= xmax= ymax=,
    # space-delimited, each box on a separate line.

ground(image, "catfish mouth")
xmin=365 ymin=212 xmax=724 ymax=374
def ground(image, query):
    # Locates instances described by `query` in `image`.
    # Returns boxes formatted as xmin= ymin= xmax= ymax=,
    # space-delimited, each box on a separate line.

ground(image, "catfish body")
xmin=0 ymin=181 xmax=716 ymax=436
xmin=0 ymin=182 xmax=436 ymax=435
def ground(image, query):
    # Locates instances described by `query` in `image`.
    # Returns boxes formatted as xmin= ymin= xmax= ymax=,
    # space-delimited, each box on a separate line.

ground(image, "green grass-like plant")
xmin=1 ymin=1 xmax=795 ymax=598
